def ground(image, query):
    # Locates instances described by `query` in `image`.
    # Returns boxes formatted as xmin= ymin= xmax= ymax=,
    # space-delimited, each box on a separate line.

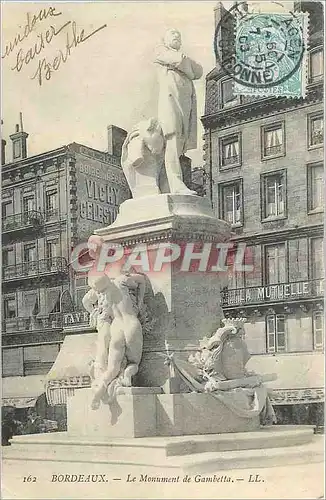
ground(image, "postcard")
xmin=1 ymin=1 xmax=324 ymax=499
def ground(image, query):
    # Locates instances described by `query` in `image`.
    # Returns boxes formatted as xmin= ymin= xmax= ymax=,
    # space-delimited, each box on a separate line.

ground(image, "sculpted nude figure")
xmin=82 ymin=272 xmax=145 ymax=410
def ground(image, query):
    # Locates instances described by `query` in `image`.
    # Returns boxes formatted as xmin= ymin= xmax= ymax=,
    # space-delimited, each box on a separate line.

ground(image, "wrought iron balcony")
xmin=2 ymin=257 xmax=68 ymax=282
xmin=2 ymin=311 xmax=91 ymax=333
xmin=311 ymin=130 xmax=323 ymax=146
xmin=264 ymin=144 xmax=283 ymax=157
xmin=221 ymin=279 xmax=324 ymax=308
xmin=222 ymin=155 xmax=240 ymax=167
xmin=44 ymin=208 xmax=59 ymax=222
xmin=2 ymin=313 xmax=64 ymax=333
xmin=2 ymin=210 xmax=44 ymax=234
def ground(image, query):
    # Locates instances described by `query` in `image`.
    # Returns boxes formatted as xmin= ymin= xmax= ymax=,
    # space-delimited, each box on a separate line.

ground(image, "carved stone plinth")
xmin=68 ymin=387 xmax=162 ymax=438
xmin=93 ymin=194 xmax=231 ymax=388
xmin=68 ymin=388 xmax=260 ymax=438
xmin=156 ymin=393 xmax=260 ymax=436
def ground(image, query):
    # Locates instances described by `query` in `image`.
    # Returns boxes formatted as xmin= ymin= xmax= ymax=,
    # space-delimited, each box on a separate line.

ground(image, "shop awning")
xmin=45 ymin=333 xmax=96 ymax=405
xmin=2 ymin=375 xmax=45 ymax=408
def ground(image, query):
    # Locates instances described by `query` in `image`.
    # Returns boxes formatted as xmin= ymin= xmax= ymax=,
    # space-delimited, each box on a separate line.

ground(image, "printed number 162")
xmin=23 ymin=476 xmax=37 ymax=482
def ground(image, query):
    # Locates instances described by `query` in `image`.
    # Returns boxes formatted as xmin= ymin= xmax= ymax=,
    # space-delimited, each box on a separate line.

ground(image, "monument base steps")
xmin=4 ymin=427 xmax=323 ymax=473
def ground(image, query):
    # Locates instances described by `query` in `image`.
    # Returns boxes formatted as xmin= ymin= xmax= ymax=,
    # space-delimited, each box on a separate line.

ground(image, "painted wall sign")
xmin=222 ymin=280 xmax=324 ymax=307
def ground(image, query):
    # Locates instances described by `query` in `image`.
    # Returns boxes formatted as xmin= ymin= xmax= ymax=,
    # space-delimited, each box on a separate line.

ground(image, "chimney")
xmin=214 ymin=1 xmax=225 ymax=29
xmin=214 ymin=2 xmax=233 ymax=69
xmin=107 ymin=125 xmax=127 ymax=159
xmin=1 ymin=139 xmax=6 ymax=165
xmin=9 ymin=112 xmax=28 ymax=161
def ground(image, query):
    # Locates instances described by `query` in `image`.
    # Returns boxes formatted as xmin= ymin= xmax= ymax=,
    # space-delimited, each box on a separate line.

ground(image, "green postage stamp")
xmin=233 ymin=11 xmax=309 ymax=98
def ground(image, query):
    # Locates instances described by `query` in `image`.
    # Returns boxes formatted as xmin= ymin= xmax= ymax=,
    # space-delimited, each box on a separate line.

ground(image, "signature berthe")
xmin=15 ymin=21 xmax=107 ymax=86
xmin=3 ymin=6 xmax=107 ymax=86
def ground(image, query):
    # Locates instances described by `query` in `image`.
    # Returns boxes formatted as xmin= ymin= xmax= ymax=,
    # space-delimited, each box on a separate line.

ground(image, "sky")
xmin=1 ymin=1 xmax=295 ymax=167
xmin=2 ymin=1 xmax=221 ymax=167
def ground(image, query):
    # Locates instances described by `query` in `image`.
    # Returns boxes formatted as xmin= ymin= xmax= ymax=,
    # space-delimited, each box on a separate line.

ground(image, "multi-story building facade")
xmin=1 ymin=121 xmax=130 ymax=417
xmin=1 ymin=114 xmax=196 ymax=421
xmin=202 ymin=1 xmax=324 ymax=423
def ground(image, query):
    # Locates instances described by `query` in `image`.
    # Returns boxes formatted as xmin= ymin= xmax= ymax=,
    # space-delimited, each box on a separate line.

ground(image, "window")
xmin=262 ymin=124 xmax=284 ymax=159
xmin=22 ymin=195 xmax=35 ymax=214
xmin=22 ymin=292 xmax=39 ymax=317
xmin=45 ymin=190 xmax=58 ymax=219
xmin=313 ymin=311 xmax=324 ymax=350
xmin=265 ymin=244 xmax=286 ymax=284
xmin=2 ymin=200 xmax=13 ymax=219
xmin=23 ymin=243 xmax=37 ymax=262
xmin=46 ymin=240 xmax=58 ymax=260
xmin=309 ymin=48 xmax=323 ymax=82
xmin=308 ymin=164 xmax=324 ymax=212
xmin=13 ymin=140 xmax=21 ymax=159
xmin=221 ymin=80 xmax=238 ymax=108
xmin=2 ymin=247 xmax=15 ymax=267
xmin=2 ymin=348 xmax=24 ymax=377
xmin=220 ymin=134 xmax=241 ymax=168
xmin=308 ymin=115 xmax=323 ymax=147
xmin=226 ymin=248 xmax=245 ymax=290
xmin=310 ymin=238 xmax=324 ymax=280
xmin=76 ymin=288 xmax=89 ymax=310
xmin=3 ymin=297 xmax=17 ymax=319
xmin=262 ymin=171 xmax=286 ymax=219
xmin=23 ymin=344 xmax=60 ymax=375
xmin=220 ymin=180 xmax=242 ymax=226
xmin=45 ymin=288 xmax=61 ymax=314
xmin=266 ymin=314 xmax=286 ymax=353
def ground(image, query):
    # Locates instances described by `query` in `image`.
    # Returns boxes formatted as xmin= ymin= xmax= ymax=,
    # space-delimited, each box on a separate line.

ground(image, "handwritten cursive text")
xmin=12 ymin=22 xmax=72 ymax=72
xmin=31 ymin=21 xmax=107 ymax=86
xmin=2 ymin=7 xmax=62 ymax=59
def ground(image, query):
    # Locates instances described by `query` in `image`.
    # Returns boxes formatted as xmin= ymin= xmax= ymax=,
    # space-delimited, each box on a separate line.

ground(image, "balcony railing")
xmin=221 ymin=279 xmax=324 ymax=308
xmin=2 ymin=210 xmax=43 ymax=233
xmin=264 ymin=144 xmax=283 ymax=157
xmin=222 ymin=155 xmax=240 ymax=167
xmin=2 ymin=313 xmax=63 ymax=333
xmin=3 ymin=257 xmax=68 ymax=282
xmin=311 ymin=130 xmax=323 ymax=145
xmin=44 ymin=209 xmax=59 ymax=222
xmin=2 ymin=311 xmax=90 ymax=334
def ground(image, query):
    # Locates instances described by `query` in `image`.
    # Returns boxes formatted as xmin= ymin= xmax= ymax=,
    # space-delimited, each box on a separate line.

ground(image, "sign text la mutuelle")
xmin=224 ymin=280 xmax=324 ymax=306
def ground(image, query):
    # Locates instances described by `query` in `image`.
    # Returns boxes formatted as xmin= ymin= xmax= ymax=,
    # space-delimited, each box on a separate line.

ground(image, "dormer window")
xmin=221 ymin=79 xmax=239 ymax=108
xmin=13 ymin=141 xmax=21 ymax=159
xmin=309 ymin=48 xmax=323 ymax=82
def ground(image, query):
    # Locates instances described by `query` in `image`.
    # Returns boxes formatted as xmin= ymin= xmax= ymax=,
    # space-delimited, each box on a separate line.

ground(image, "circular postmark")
xmin=214 ymin=2 xmax=305 ymax=89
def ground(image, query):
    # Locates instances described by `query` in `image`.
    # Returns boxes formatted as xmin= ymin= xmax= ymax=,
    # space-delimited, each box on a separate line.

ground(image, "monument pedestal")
xmin=68 ymin=387 xmax=162 ymax=438
xmin=93 ymin=194 xmax=231 ymax=388
xmin=67 ymin=388 xmax=260 ymax=438
xmin=156 ymin=393 xmax=260 ymax=436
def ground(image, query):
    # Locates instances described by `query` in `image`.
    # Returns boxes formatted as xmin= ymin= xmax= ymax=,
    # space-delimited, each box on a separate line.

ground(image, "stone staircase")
xmin=3 ymin=425 xmax=324 ymax=474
